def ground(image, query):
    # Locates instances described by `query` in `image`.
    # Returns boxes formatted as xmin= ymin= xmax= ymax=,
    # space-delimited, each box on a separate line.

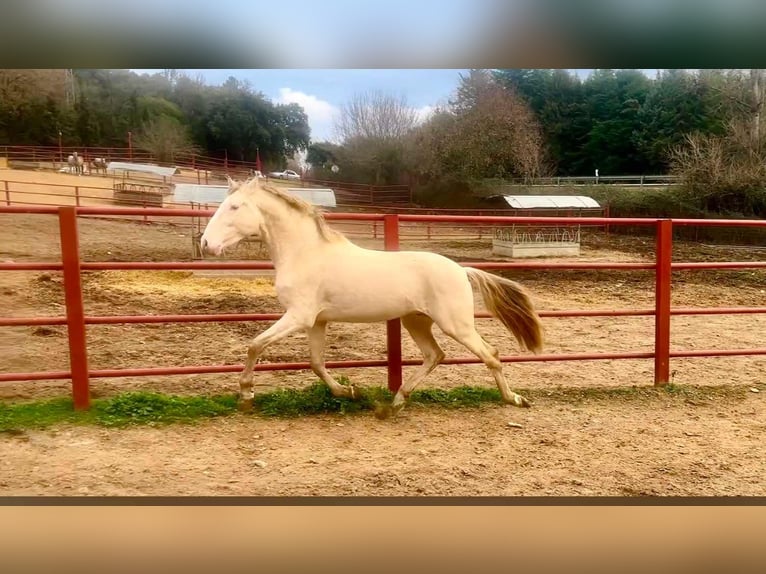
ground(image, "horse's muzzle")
xmin=200 ymin=237 xmax=223 ymax=256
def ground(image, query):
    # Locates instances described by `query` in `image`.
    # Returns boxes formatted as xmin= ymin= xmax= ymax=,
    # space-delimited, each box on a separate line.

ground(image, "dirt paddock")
xmin=1 ymin=184 xmax=766 ymax=496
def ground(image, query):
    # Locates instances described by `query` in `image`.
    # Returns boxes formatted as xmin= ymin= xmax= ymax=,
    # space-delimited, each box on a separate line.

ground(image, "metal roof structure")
xmin=172 ymin=184 xmax=337 ymax=208
xmin=284 ymin=188 xmax=337 ymax=208
xmin=498 ymin=195 xmax=600 ymax=209
xmin=107 ymin=162 xmax=179 ymax=178
xmin=172 ymin=184 xmax=228 ymax=204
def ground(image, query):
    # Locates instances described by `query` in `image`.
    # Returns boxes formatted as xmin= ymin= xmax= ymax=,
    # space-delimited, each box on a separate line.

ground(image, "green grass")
xmin=0 ymin=378 xmax=748 ymax=433
xmin=0 ymin=393 xmax=240 ymax=433
xmin=0 ymin=378 xmax=505 ymax=433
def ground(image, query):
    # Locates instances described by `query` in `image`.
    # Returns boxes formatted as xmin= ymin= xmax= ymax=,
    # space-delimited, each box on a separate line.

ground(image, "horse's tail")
xmin=465 ymin=267 xmax=544 ymax=354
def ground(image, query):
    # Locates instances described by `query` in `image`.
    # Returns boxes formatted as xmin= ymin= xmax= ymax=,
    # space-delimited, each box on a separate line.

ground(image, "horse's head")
xmin=200 ymin=176 xmax=265 ymax=256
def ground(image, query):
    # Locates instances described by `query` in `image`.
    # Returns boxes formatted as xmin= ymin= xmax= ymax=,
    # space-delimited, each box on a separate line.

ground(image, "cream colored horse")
xmin=200 ymin=176 xmax=544 ymax=418
xmin=67 ymin=152 xmax=84 ymax=175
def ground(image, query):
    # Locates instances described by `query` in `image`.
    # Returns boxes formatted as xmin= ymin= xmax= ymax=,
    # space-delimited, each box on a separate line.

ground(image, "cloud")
xmin=414 ymin=105 xmax=436 ymax=124
xmin=276 ymin=88 xmax=338 ymax=143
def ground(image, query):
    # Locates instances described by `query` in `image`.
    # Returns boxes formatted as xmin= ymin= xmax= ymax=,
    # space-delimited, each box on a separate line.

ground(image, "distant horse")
xmin=90 ymin=157 xmax=108 ymax=175
xmin=200 ymin=176 xmax=544 ymax=418
xmin=67 ymin=152 xmax=84 ymax=175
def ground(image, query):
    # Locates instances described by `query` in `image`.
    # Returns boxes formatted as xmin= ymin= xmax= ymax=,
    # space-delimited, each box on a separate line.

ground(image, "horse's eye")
xmin=230 ymin=204 xmax=240 ymax=211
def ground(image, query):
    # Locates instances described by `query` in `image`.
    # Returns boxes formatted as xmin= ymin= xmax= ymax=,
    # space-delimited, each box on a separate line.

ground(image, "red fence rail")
xmin=2 ymin=146 xmax=414 ymax=204
xmin=1 ymin=180 xmax=609 ymax=243
xmin=2 ymin=205 xmax=766 ymax=410
xmin=2 ymin=145 xmax=259 ymax=174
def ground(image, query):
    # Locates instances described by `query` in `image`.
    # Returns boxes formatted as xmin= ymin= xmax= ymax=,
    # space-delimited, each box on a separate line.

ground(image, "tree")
xmin=275 ymin=102 xmax=311 ymax=157
xmin=578 ymin=69 xmax=653 ymax=175
xmin=333 ymin=90 xmax=420 ymax=184
xmin=133 ymin=116 xmax=197 ymax=164
xmin=306 ymin=142 xmax=340 ymax=169
xmin=413 ymin=70 xmax=548 ymax=180
xmin=635 ymin=70 xmax=730 ymax=172
xmin=203 ymin=77 xmax=310 ymax=167
xmin=0 ymin=69 xmax=314 ymax=167
xmin=335 ymin=90 xmax=418 ymax=142
xmin=0 ymin=70 xmax=71 ymax=144
xmin=669 ymin=69 xmax=766 ymax=216
xmin=494 ymin=69 xmax=588 ymax=175
xmin=710 ymin=69 xmax=766 ymax=146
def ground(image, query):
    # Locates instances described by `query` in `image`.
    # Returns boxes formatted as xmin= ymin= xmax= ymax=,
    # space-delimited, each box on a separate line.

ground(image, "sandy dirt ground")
xmin=1 ymin=169 xmax=765 ymax=496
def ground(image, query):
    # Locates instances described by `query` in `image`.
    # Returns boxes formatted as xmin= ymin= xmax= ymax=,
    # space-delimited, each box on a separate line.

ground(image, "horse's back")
xmin=331 ymin=245 xmax=463 ymax=282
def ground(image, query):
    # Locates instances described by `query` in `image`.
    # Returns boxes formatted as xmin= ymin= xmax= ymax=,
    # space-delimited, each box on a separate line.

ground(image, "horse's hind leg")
xmin=441 ymin=321 xmax=530 ymax=408
xmin=378 ymin=314 xmax=445 ymax=419
xmin=308 ymin=321 xmax=358 ymax=399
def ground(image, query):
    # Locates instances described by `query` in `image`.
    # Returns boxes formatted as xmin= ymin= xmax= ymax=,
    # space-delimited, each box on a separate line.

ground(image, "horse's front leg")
xmin=238 ymin=311 xmax=309 ymax=411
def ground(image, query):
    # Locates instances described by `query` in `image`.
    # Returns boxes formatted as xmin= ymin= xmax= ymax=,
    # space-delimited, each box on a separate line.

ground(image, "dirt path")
xmin=2 ymin=386 xmax=763 ymax=496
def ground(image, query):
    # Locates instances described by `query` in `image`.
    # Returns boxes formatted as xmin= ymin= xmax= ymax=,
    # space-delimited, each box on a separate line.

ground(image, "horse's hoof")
xmin=238 ymin=398 xmax=254 ymax=413
xmin=506 ymin=395 xmax=532 ymax=408
xmin=349 ymin=385 xmax=362 ymax=400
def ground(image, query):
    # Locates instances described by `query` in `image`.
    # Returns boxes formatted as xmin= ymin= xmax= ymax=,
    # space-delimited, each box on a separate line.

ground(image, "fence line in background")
xmin=1 ymin=204 xmax=766 ymax=410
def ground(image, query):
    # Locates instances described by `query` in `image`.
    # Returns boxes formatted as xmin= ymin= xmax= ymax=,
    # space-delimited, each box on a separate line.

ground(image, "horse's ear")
xmin=227 ymin=176 xmax=242 ymax=195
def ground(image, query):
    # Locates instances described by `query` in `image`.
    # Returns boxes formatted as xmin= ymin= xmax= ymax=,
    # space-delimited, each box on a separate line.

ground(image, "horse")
xmin=90 ymin=157 xmax=108 ymax=175
xmin=67 ymin=152 xmax=84 ymax=175
xmin=199 ymin=176 xmax=544 ymax=418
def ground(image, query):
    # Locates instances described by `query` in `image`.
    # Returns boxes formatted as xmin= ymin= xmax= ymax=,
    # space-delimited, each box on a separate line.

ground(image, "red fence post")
xmin=58 ymin=206 xmax=91 ymax=410
xmin=654 ymin=219 xmax=673 ymax=386
xmin=384 ymin=214 xmax=403 ymax=393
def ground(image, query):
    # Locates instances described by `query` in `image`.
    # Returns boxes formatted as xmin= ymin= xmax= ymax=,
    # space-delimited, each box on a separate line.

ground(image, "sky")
xmin=132 ymin=68 xmax=658 ymax=143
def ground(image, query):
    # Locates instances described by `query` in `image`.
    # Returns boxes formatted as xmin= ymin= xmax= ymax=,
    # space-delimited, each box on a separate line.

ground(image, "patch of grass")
xmin=255 ymin=379 xmax=390 ymax=417
xmin=0 ymin=380 xmax=752 ymax=433
xmin=0 ymin=393 xmax=238 ymax=433
xmin=253 ymin=382 xmax=505 ymax=416
xmin=0 ymin=397 xmax=86 ymax=432
xmin=0 ymin=379 xmax=505 ymax=432
xmin=92 ymin=393 xmax=238 ymax=427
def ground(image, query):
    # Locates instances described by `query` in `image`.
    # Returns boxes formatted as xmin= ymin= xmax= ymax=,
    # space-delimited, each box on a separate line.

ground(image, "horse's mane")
xmin=244 ymin=177 xmax=345 ymax=243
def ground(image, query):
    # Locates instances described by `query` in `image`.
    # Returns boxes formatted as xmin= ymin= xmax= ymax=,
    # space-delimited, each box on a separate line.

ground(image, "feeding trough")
xmin=489 ymin=195 xmax=602 ymax=259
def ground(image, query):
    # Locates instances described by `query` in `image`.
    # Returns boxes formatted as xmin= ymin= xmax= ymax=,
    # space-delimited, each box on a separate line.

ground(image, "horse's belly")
xmin=311 ymin=249 xmax=457 ymax=323
xmin=316 ymin=290 xmax=420 ymax=323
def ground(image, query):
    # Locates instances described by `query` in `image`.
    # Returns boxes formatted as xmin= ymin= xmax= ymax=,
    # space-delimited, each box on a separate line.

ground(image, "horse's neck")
xmin=255 ymin=195 xmax=323 ymax=270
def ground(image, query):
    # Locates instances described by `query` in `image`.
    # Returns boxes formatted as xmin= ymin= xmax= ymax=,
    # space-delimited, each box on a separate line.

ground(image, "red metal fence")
xmin=2 ymin=205 xmax=766 ymax=411
xmin=2 ymin=144 xmax=257 ymax=174
xmin=2 ymin=179 xmax=597 ymax=242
